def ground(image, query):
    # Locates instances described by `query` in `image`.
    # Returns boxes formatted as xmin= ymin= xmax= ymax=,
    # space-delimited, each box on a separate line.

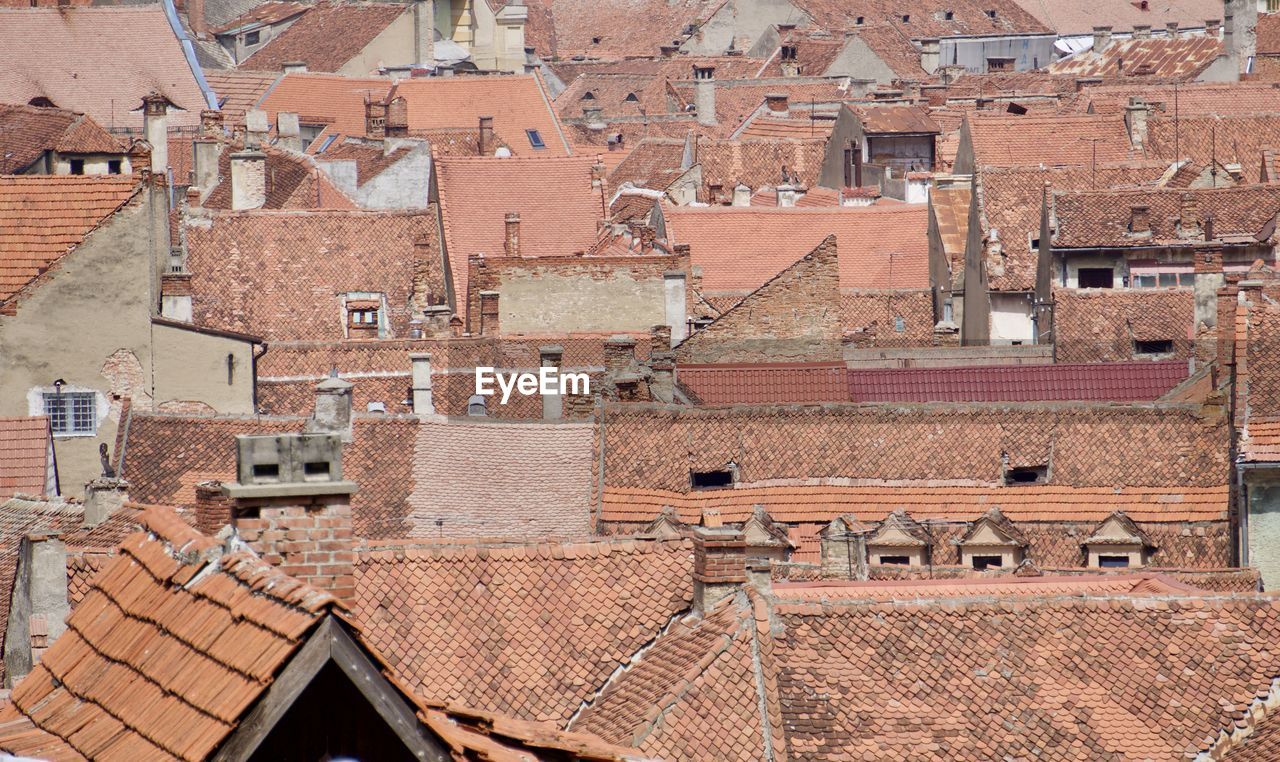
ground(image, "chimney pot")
xmin=229 ymin=150 xmax=266 ymax=210
xmin=82 ymin=478 xmax=129 ymax=527
xmin=1166 ymin=21 xmax=1179 ymax=37
xmin=142 ymin=94 xmax=169 ymax=174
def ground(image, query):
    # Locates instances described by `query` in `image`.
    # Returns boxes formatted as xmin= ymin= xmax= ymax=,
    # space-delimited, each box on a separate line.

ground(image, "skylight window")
xmin=526 ymin=129 xmax=546 ymax=150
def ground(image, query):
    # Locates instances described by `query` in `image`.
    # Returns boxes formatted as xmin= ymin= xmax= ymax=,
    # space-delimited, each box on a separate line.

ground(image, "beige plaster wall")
xmin=497 ymin=270 xmax=667 ymax=334
xmin=339 ymin=11 xmax=416 ymax=76
xmin=152 ymin=324 xmax=257 ymax=415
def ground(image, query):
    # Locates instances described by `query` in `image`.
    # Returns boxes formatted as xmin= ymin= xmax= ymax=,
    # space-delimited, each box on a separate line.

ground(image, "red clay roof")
xmin=1013 ymin=0 xmax=1223 ymax=36
xmin=1081 ymin=82 xmax=1280 ymax=117
xmin=661 ymin=204 xmax=930 ymax=292
xmin=0 ymin=418 xmax=51 ymax=498
xmin=352 ymin=537 xmax=694 ymax=724
xmin=240 ymin=2 xmax=407 ymax=73
xmin=847 ymin=360 xmax=1190 ymax=402
xmin=0 ymin=175 xmax=139 ymax=304
xmin=0 ymin=7 xmax=208 ymax=130
xmin=795 ymin=0 xmax=1052 ymax=37
xmin=0 ymin=104 xmax=124 ymax=173
xmin=1049 ymin=34 xmax=1223 ymax=79
xmin=522 ymin=0 xmax=709 ymax=59
xmin=211 ymin=0 xmax=308 ymax=34
xmin=773 ymin=572 xmax=1204 ymax=600
xmin=435 ymin=155 xmax=605 ymax=303
xmin=965 ymin=112 xmax=1137 ymax=168
xmin=600 ymin=484 xmax=1230 ymax=524
xmin=1054 ymin=185 xmax=1280 ymax=248
xmin=204 ymin=70 xmax=280 ymax=125
xmin=679 ymin=362 xmax=850 ymax=403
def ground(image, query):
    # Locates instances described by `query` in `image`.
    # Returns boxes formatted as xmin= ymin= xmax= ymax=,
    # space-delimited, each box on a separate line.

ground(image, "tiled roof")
xmin=607 ymin=137 xmax=687 ymax=194
xmin=435 ymin=156 xmax=605 ymax=304
xmin=601 ymin=403 xmax=1230 ymax=492
xmin=931 ymin=183 xmax=970 ymax=276
xmin=794 ymin=0 xmax=1053 ymax=37
xmin=600 ymin=484 xmax=1229 ymax=524
xmin=1260 ymin=13 xmax=1280 ymax=56
xmin=352 ymin=537 xmax=694 ymax=723
xmin=0 ymin=7 xmax=209 ymax=130
xmin=556 ymin=73 xmax=671 ymax=121
xmin=854 ymin=104 xmax=941 ymax=134
xmin=1145 ymin=113 xmax=1280 ymax=184
xmin=570 ymin=595 xmax=775 ymax=760
xmin=773 ymin=573 xmax=1203 ymax=600
xmin=1081 ymin=82 xmax=1280 ymax=117
xmin=750 ymin=185 xmax=845 ymax=206
xmin=669 ymin=80 xmax=851 ymax=138
xmin=257 ymin=73 xmax=391 ymax=136
xmin=1049 ymin=34 xmax=1223 ymax=79
xmin=1054 ymin=287 xmax=1196 ymax=364
xmin=0 ymin=505 xmax=335 ymax=760
xmin=211 ymin=0 xmax=307 ymax=33
xmin=661 ymin=204 xmax=930 ymax=292
xmin=965 ymin=112 xmax=1137 ymax=168
xmin=696 ymin=138 xmax=827 ymax=194
xmin=200 ymin=143 xmax=357 ymax=210
xmin=1226 ymin=709 xmax=1280 ymax=759
xmin=184 ymin=208 xmax=438 ymax=341
xmin=1054 ymin=185 xmax=1280 ymax=248
xmin=522 ymin=0 xmax=709 ymax=59
xmin=0 ymin=418 xmax=51 ymax=498
xmin=735 ymin=115 xmax=838 ymax=140
xmin=678 ymin=362 xmax=850 ymax=403
xmin=118 ymin=414 xmax=417 ymax=539
xmin=754 ymin=33 xmax=847 ymax=78
xmin=1012 ymin=0 xmax=1223 ymax=36
xmin=406 ymin=419 xmax=595 ymax=539
xmin=0 ymin=104 xmax=124 ymax=173
xmin=847 ymin=360 xmax=1189 ymax=402
xmin=240 ymin=2 xmax=408 ymax=73
xmin=0 ymin=175 xmax=139 ymax=304
xmin=977 ymin=162 xmax=1167 ymax=291
xmin=393 ymin=75 xmax=570 ymax=155
xmin=204 ymin=70 xmax=280 ymax=125
xmin=848 ymin=24 xmax=932 ymax=78
xmin=309 ymin=136 xmax=412 ymax=187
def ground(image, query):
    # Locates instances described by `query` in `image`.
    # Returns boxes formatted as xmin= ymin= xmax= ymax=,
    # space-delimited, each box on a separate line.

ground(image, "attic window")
xmin=987 ymin=57 xmax=1015 ymax=72
xmin=581 ymin=92 xmax=596 ymax=100
xmin=943 ymin=10 xmax=954 ymax=20
xmin=591 ymin=36 xmax=601 ymax=44
xmin=28 ymin=97 xmax=55 ymax=108
xmin=1134 ymin=339 xmax=1174 ymax=356
xmin=526 ymin=129 xmax=546 ymax=149
xmin=624 ymin=92 xmax=639 ymax=102
xmin=877 ymin=555 xmax=910 ymax=565
xmin=1005 ymin=466 xmax=1047 ymax=485
xmin=691 ymin=469 xmax=734 ymax=490
xmin=346 ymin=297 xmax=382 ymax=338
xmin=986 ymin=9 xmax=997 ymax=18
xmin=972 ymin=555 xmax=1003 ymax=570
xmin=781 ymin=44 xmax=798 ymax=60
xmin=1078 ymin=267 xmax=1114 ymax=288
xmin=69 ymin=159 xmax=84 ymax=175
xmin=1098 ymin=555 xmax=1131 ymax=568
xmin=901 ymin=14 xmax=910 ymax=22
xmin=244 ymin=30 xmax=260 ymax=46
xmin=107 ymin=159 xmax=122 ymax=175
xmin=855 ymin=16 xmax=865 ymax=25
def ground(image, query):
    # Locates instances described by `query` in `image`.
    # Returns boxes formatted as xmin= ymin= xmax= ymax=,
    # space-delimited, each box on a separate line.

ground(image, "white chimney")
xmin=695 ymin=67 xmax=717 ymax=126
xmin=142 ymin=94 xmax=168 ymax=174
xmin=229 ymin=150 xmax=266 ymax=210
xmin=410 ymin=353 xmax=434 ymax=415
xmin=282 ymin=61 xmax=308 ymax=74
xmin=277 ymin=112 xmax=301 ymax=152
xmin=777 ymin=183 xmax=797 ymax=207
xmin=245 ymin=108 xmax=269 ymax=149
xmin=732 ymin=183 xmax=751 ymax=206
xmin=1093 ymin=26 xmax=1113 ymax=54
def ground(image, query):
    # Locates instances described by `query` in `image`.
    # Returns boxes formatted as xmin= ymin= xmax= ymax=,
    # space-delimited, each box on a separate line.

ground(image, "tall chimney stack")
xmin=504 ymin=212 xmax=521 ymax=257
xmin=478 ymin=115 xmax=494 ymax=155
xmin=229 ymin=150 xmax=266 ymax=210
xmin=142 ymin=93 xmax=169 ymax=175
xmin=695 ymin=66 xmax=717 ymax=126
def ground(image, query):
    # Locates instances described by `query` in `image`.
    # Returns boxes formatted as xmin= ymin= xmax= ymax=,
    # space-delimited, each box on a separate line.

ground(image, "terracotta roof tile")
xmin=965 ymin=112 xmax=1138 ymax=169
xmin=794 ymin=0 xmax=1052 ymax=37
xmin=847 ymin=360 xmax=1190 ymax=402
xmin=184 ymin=208 xmax=438 ymax=341
xmin=736 ymin=115 xmax=838 ymax=140
xmin=204 ymin=70 xmax=280 ymax=125
xmin=352 ymin=536 xmax=694 ymax=723
xmin=1055 ymin=185 xmax=1280 ymax=248
xmin=662 ymin=204 xmax=930 ymax=292
xmin=1081 ymin=81 xmax=1280 ymax=117
xmin=0 ymin=104 xmax=124 ymax=173
xmin=0 ymin=7 xmax=210 ymax=130
xmin=211 ymin=1 xmax=308 ymax=34
xmin=1260 ymin=13 xmax=1280 ymax=56
xmin=523 ymin=0 xmax=710 ymax=59
xmin=607 ymin=137 xmax=687 ymax=194
xmin=1145 ymin=113 xmax=1280 ymax=184
xmin=0 ymin=418 xmax=52 ymax=498
xmin=436 ymin=155 xmax=606 ymax=303
xmin=1013 ymin=0 xmax=1223 ymax=36
xmin=679 ymin=362 xmax=851 ymax=403
xmin=240 ymin=2 xmax=408 ymax=73
xmin=774 ymin=572 xmax=1203 ymax=600
xmin=696 ymin=138 xmax=828 ymax=195
xmin=1049 ymin=34 xmax=1223 ymax=79
xmin=0 ymin=175 xmax=139 ymax=304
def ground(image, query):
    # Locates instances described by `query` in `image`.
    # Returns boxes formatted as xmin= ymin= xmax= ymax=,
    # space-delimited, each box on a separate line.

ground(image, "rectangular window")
xmin=526 ymin=129 xmax=546 ymax=150
xmin=43 ymin=392 xmax=95 ymax=435
xmin=244 ymin=30 xmax=260 ymax=46
xmin=972 ymin=555 xmax=1003 ymax=570
xmin=1133 ymin=274 xmax=1157 ymax=289
xmin=1098 ymin=555 xmax=1130 ymax=568
xmin=878 ymin=555 xmax=910 ymax=566
xmin=69 ymin=159 xmax=84 ymax=175
xmin=1158 ymin=272 xmax=1178 ymax=287
xmin=1077 ymin=267 xmax=1113 ymax=288
xmin=1134 ymin=339 xmax=1174 ymax=355
xmin=986 ymin=57 xmax=1014 ymax=72
xmin=107 ymin=159 xmax=122 ymax=174
xmin=691 ymin=470 xmax=734 ymax=490
xmin=1179 ymin=272 xmax=1196 ymax=286
xmin=1005 ymin=465 xmax=1047 ymax=485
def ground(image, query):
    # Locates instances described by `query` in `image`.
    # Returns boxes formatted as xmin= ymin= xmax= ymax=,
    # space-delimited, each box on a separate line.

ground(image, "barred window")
xmin=43 ymin=392 xmax=95 ymax=435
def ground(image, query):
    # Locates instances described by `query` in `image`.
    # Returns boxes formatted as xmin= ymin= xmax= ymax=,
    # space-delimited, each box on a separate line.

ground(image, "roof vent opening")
xmin=691 ymin=469 xmax=734 ymax=490
xmin=1004 ymin=465 xmax=1047 ymax=485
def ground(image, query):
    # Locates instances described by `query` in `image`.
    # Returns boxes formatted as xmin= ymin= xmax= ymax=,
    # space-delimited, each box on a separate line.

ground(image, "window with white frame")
xmin=43 ymin=391 xmax=96 ymax=435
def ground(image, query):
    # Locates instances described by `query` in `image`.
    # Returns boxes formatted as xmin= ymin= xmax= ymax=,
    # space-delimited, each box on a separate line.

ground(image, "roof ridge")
xmin=358 ymin=536 xmax=692 ymax=561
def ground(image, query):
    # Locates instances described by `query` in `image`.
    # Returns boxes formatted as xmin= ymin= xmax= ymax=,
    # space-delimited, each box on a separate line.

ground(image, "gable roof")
xmin=1081 ymin=82 xmax=1280 ymax=117
xmin=199 ymin=143 xmax=357 ymax=210
xmin=203 ymin=70 xmax=281 ymax=126
xmin=661 ymin=204 xmax=930 ymax=292
xmin=0 ymin=7 xmax=209 ymax=130
xmin=0 ymin=175 xmax=139 ymax=305
xmin=240 ymin=2 xmax=408 ymax=73
xmin=1048 ymin=34 xmax=1223 ymax=79
xmin=955 ymin=506 xmax=1027 ymax=546
xmin=522 ymin=0 xmax=712 ymax=59
xmin=0 ymin=104 xmax=124 ymax=174
xmin=435 ymin=155 xmax=605 ymax=304
xmin=794 ymin=0 xmax=1052 ymax=38
xmin=696 ymin=138 xmax=827 ymax=193
xmin=964 ymin=112 xmax=1137 ymax=169
xmin=1053 ymin=185 xmax=1280 ymax=248
xmin=183 ymin=208 xmax=438 ymax=341
xmin=352 ymin=536 xmax=694 ymax=724
xmin=1145 ymin=113 xmax=1280 ymax=185
xmin=0 ymin=418 xmax=53 ymax=499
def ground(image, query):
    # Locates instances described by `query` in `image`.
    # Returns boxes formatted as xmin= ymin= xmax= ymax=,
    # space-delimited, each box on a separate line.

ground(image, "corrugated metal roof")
xmin=847 ymin=360 xmax=1189 ymax=402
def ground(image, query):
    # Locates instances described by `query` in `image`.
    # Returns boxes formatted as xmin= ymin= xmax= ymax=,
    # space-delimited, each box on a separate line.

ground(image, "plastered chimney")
xmin=1092 ymin=26 xmax=1113 ymax=54
xmin=282 ymin=61 xmax=308 ymax=74
xmin=410 ymin=353 xmax=434 ymax=414
xmin=504 ymin=212 xmax=521 ymax=256
xmin=776 ymin=183 xmax=797 ymax=207
xmin=245 ymin=108 xmax=269 ymax=149
xmin=539 ymin=345 xmax=564 ymax=419
xmin=696 ymin=68 xmax=717 ymax=126
xmin=229 ymin=150 xmax=266 ymax=210
xmin=306 ymin=373 xmax=354 ymax=442
xmin=277 ymin=112 xmax=302 ymax=152
xmin=142 ymin=94 xmax=169 ymax=174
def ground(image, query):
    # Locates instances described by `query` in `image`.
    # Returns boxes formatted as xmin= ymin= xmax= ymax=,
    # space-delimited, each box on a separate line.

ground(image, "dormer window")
xmin=244 ymin=30 xmax=260 ymax=46
xmin=591 ymin=36 xmax=601 ymax=44
xmin=986 ymin=9 xmax=997 ymax=18
xmin=1004 ymin=465 xmax=1047 ymax=484
xmin=581 ymin=92 xmax=596 ymax=100
xmin=344 ymin=294 xmax=385 ymax=339
xmin=691 ymin=469 xmax=734 ymax=489
xmin=624 ymin=92 xmax=639 ymax=102
xmin=901 ymin=14 xmax=910 ymax=22
xmin=943 ymin=10 xmax=954 ymax=20
xmin=781 ymin=44 xmax=798 ymax=60
xmin=865 ymin=510 xmax=930 ymax=568
xmin=1084 ymin=512 xmax=1154 ymax=568
xmin=956 ymin=508 xmax=1028 ymax=570
xmin=855 ymin=16 xmax=865 ymax=25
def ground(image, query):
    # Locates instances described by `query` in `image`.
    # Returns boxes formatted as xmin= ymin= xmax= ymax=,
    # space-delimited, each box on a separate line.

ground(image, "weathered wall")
xmin=152 ymin=323 xmax=257 ymax=414
xmin=825 ymin=37 xmax=902 ymax=83
xmin=339 ymin=10 xmax=415 ymax=75
xmin=939 ymin=35 xmax=1056 ymax=72
xmin=0 ymin=197 xmax=156 ymax=496
xmin=357 ymin=142 xmax=432 ymax=209
xmin=675 ymin=236 xmax=841 ymax=363
xmin=1053 ymin=287 xmax=1195 ymax=363
xmin=680 ymin=0 xmax=808 ymax=55
xmin=818 ymin=106 xmax=858 ymax=190
xmin=842 ymin=290 xmax=940 ymax=348
xmin=1249 ymin=477 xmax=1280 ymax=590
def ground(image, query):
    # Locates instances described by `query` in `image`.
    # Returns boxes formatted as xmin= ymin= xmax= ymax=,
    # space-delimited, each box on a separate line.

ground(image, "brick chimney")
xmin=504 ymin=212 xmax=521 ymax=256
xmin=1129 ymin=204 xmax=1150 ymax=234
xmin=224 ymin=433 xmax=357 ymax=604
xmin=692 ymin=521 xmax=747 ymax=613
xmin=366 ymin=98 xmax=387 ymax=139
xmin=142 ymin=94 xmax=169 ymax=174
xmin=765 ymin=93 xmax=788 ymax=114
xmin=386 ymin=96 xmax=409 ymax=138
xmin=478 ymin=115 xmax=494 ymax=155
xmin=187 ymin=0 xmax=206 ymax=37
xmin=194 ymin=481 xmax=231 ymax=535
xmin=229 ymin=150 xmax=266 ymax=210
xmin=479 ymin=291 xmax=500 ymax=335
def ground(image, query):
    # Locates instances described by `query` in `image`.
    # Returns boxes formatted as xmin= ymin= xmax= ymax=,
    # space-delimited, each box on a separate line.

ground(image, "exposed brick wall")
xmin=235 ymin=500 xmax=355 ymax=603
xmin=1054 ymin=287 xmax=1195 ymax=363
xmin=676 ymin=236 xmax=841 ymax=364
xmin=842 ymin=289 xmax=939 ymax=348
